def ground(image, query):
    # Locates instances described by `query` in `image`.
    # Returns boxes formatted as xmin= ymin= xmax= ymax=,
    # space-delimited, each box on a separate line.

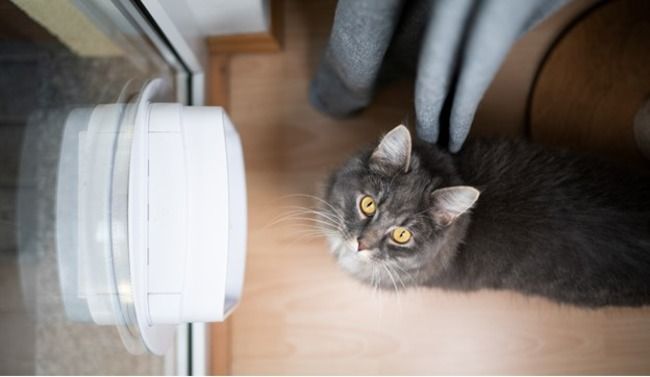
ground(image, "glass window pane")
xmin=0 ymin=0 xmax=183 ymax=374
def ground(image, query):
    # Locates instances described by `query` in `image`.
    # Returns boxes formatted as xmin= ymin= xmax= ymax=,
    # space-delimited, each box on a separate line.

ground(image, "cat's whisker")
xmin=392 ymin=263 xmax=415 ymax=286
xmin=307 ymin=208 xmax=347 ymax=227
xmin=265 ymin=214 xmax=343 ymax=233
xmin=279 ymin=193 xmax=345 ymax=218
xmin=381 ymin=264 xmax=400 ymax=293
xmin=264 ymin=222 xmax=340 ymax=238
xmin=305 ymin=210 xmax=343 ymax=225
xmin=255 ymin=210 xmax=346 ymax=248
xmin=279 ymin=208 xmax=344 ymax=226
xmin=293 ymin=217 xmax=342 ymax=231
xmin=371 ymin=265 xmax=382 ymax=315
xmin=278 ymin=206 xmax=343 ymax=223
xmin=266 ymin=221 xmax=344 ymax=241
xmin=264 ymin=195 xmax=356 ymax=242
xmin=260 ymin=213 xmax=312 ymax=229
xmin=304 ymin=226 xmax=343 ymax=238
xmin=296 ymin=224 xmax=340 ymax=235
xmin=283 ymin=221 xmax=341 ymax=237
xmin=261 ymin=207 xmax=343 ymax=230
xmin=388 ymin=264 xmax=408 ymax=291
xmin=382 ymin=263 xmax=403 ymax=314
xmin=296 ymin=210 xmax=345 ymax=229
xmin=291 ymin=229 xmax=335 ymax=238
xmin=266 ymin=210 xmax=338 ymax=225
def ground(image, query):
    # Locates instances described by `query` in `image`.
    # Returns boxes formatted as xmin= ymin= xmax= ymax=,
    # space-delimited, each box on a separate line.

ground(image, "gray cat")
xmin=321 ymin=125 xmax=650 ymax=307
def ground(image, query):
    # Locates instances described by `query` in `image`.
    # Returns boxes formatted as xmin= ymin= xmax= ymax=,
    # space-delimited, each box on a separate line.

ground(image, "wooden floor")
xmin=216 ymin=0 xmax=650 ymax=374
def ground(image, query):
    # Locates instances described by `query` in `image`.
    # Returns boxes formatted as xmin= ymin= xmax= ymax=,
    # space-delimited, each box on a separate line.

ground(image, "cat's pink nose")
xmin=357 ymin=239 xmax=368 ymax=251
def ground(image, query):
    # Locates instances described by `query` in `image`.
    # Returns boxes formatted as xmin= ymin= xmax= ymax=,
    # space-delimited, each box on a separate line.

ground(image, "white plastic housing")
xmin=55 ymin=80 xmax=247 ymax=355
xmin=138 ymin=104 xmax=247 ymax=325
xmin=129 ymin=98 xmax=247 ymax=354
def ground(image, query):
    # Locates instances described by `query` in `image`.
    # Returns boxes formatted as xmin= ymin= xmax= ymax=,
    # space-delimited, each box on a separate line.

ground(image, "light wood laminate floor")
xmin=220 ymin=0 xmax=650 ymax=374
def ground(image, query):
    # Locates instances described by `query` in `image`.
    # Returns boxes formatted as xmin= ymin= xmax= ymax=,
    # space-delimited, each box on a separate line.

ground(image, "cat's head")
xmin=320 ymin=125 xmax=479 ymax=290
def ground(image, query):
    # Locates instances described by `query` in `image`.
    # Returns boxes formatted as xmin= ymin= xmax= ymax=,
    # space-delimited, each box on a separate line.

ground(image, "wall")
xmin=187 ymin=0 xmax=269 ymax=36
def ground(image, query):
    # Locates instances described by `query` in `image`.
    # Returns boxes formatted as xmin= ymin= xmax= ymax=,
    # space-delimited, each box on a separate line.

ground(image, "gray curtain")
xmin=310 ymin=0 xmax=568 ymax=152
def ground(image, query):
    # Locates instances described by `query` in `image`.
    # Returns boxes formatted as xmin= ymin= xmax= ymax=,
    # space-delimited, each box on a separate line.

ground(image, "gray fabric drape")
xmin=310 ymin=0 xmax=568 ymax=152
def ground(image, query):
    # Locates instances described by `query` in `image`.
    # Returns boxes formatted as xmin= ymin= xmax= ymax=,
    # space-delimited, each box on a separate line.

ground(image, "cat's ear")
xmin=431 ymin=186 xmax=480 ymax=226
xmin=369 ymin=125 xmax=412 ymax=174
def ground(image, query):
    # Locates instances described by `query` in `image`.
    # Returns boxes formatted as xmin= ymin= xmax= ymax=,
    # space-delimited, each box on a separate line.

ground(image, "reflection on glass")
xmin=0 ymin=0 xmax=178 ymax=374
xmin=52 ymin=83 xmax=145 ymax=353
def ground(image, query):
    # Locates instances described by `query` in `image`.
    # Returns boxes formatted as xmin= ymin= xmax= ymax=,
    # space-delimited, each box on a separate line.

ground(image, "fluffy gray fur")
xmin=321 ymin=125 xmax=650 ymax=307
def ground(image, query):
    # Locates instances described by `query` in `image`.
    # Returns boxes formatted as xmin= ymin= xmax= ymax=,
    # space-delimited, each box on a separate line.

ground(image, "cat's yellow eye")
xmin=359 ymin=195 xmax=376 ymax=216
xmin=392 ymin=227 xmax=412 ymax=244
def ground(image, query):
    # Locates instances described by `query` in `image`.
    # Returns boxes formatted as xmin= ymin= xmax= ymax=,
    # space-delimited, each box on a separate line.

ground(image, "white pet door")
xmin=2 ymin=0 xmax=247 ymax=373
xmin=56 ymin=79 xmax=247 ymax=355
